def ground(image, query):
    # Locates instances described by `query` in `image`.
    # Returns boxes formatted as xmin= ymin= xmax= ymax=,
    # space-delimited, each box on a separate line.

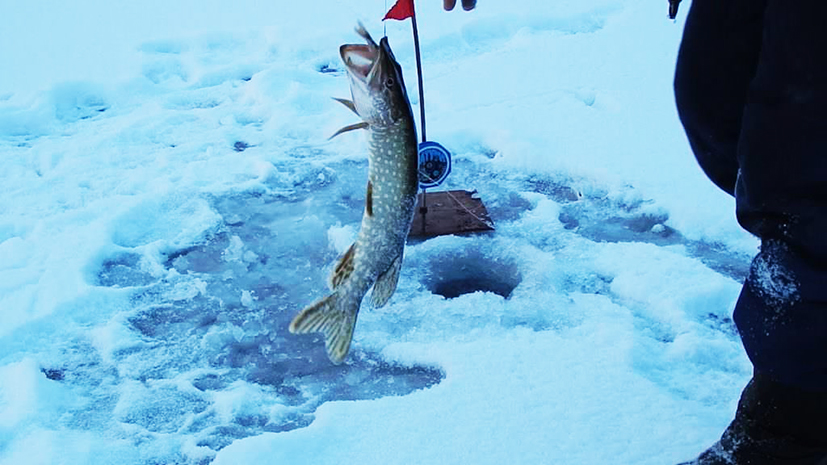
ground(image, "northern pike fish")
xmin=289 ymin=24 xmax=419 ymax=364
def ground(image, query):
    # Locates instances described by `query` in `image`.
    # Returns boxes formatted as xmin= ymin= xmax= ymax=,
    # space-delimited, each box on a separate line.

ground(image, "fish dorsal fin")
xmin=333 ymin=98 xmax=359 ymax=116
xmin=330 ymin=243 xmax=356 ymax=290
xmin=371 ymin=254 xmax=402 ymax=308
xmin=329 ymin=122 xmax=369 ymax=140
xmin=288 ymin=293 xmax=357 ymax=364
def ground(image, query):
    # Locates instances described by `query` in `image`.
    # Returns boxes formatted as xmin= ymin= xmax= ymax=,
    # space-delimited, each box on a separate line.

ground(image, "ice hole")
xmin=422 ymin=248 xmax=521 ymax=299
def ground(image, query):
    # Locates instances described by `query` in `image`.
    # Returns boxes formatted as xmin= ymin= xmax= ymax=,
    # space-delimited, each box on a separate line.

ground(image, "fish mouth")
xmin=341 ymin=44 xmax=377 ymax=80
xmin=338 ymin=24 xmax=410 ymax=126
xmin=340 ymin=24 xmax=386 ymax=89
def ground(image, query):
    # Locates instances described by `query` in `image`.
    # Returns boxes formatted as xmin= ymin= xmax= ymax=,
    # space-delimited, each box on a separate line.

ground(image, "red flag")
xmin=383 ymin=0 xmax=415 ymax=20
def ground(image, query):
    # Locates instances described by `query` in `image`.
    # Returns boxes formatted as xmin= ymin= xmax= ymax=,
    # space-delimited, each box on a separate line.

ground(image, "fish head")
xmin=340 ymin=24 xmax=413 ymax=128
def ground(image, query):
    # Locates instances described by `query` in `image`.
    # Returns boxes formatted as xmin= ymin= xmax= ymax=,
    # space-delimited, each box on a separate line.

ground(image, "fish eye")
xmin=385 ymin=77 xmax=395 ymax=88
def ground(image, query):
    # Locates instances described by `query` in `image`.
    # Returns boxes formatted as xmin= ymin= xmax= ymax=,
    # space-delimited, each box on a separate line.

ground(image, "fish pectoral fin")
xmin=289 ymin=293 xmax=357 ymax=364
xmin=330 ymin=243 xmax=356 ymax=290
xmin=333 ymin=98 xmax=359 ymax=116
xmin=370 ymin=254 xmax=403 ymax=308
xmin=329 ymin=122 xmax=369 ymax=140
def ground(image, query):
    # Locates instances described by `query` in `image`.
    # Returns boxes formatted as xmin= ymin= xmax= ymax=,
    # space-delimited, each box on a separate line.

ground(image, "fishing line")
xmin=418 ymin=169 xmax=493 ymax=227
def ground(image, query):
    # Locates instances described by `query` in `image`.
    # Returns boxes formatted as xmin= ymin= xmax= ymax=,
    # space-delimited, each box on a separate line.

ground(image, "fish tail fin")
xmin=289 ymin=293 xmax=357 ymax=364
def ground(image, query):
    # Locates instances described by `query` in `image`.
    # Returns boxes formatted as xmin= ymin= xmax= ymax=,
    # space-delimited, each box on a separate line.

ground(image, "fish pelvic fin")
xmin=371 ymin=254 xmax=403 ymax=308
xmin=289 ymin=293 xmax=357 ymax=364
xmin=329 ymin=122 xmax=369 ymax=140
xmin=330 ymin=243 xmax=356 ymax=290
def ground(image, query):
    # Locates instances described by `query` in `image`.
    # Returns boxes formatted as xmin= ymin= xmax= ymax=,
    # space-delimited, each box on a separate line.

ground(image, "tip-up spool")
xmin=418 ymin=141 xmax=452 ymax=189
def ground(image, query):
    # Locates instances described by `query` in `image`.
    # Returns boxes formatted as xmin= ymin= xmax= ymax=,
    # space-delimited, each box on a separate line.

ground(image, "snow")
xmin=0 ymin=0 xmax=758 ymax=464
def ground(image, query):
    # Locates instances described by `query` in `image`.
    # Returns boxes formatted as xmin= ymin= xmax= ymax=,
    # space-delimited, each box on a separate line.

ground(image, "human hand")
xmin=443 ymin=0 xmax=476 ymax=11
xmin=668 ymin=0 xmax=681 ymax=19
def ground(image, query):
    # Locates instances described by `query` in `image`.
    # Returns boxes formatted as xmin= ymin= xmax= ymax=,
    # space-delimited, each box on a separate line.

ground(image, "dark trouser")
xmin=675 ymin=0 xmax=827 ymax=461
xmin=680 ymin=373 xmax=827 ymax=464
xmin=675 ymin=0 xmax=827 ymax=393
xmin=735 ymin=240 xmax=827 ymax=392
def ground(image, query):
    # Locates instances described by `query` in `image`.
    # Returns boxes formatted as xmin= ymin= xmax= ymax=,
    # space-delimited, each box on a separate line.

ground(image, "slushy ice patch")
xmin=79 ymin=182 xmax=445 ymax=457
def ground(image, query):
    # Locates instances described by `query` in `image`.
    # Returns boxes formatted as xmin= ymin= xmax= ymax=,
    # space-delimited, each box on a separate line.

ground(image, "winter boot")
xmin=678 ymin=372 xmax=827 ymax=465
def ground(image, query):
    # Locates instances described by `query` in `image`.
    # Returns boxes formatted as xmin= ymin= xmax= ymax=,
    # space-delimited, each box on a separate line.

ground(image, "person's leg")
xmin=680 ymin=374 xmax=827 ymax=465
xmin=679 ymin=241 xmax=827 ymax=465
xmin=677 ymin=0 xmax=827 ymax=462
xmin=731 ymin=0 xmax=827 ymax=393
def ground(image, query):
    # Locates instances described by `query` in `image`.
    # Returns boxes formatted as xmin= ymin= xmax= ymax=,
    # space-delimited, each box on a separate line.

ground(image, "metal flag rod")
xmin=405 ymin=0 xmax=429 ymax=235
xmin=410 ymin=3 xmax=427 ymax=143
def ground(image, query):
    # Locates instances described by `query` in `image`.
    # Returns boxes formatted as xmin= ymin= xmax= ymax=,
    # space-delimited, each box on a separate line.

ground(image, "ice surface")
xmin=0 ymin=0 xmax=759 ymax=464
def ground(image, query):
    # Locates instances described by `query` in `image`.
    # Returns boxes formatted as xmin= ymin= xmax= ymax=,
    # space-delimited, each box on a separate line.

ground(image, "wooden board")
xmin=409 ymin=190 xmax=495 ymax=238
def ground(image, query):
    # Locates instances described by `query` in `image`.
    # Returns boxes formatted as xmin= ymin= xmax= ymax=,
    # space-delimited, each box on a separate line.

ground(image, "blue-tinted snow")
xmin=1 ymin=0 xmax=758 ymax=464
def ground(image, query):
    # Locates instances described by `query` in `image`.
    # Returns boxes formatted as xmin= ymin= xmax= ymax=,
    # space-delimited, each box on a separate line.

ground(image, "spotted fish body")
xmin=289 ymin=25 xmax=419 ymax=364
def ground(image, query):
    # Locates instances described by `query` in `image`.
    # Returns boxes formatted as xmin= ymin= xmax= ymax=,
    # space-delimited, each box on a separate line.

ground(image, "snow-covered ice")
xmin=1 ymin=0 xmax=758 ymax=463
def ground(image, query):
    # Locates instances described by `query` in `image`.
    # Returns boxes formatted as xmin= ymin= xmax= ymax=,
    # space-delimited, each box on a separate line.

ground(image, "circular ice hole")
xmin=422 ymin=248 xmax=521 ymax=299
